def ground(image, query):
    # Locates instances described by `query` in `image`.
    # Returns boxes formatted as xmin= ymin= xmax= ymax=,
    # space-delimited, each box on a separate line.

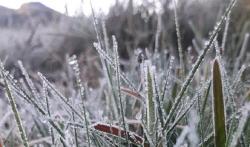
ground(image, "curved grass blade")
xmin=212 ymin=59 xmax=226 ymax=147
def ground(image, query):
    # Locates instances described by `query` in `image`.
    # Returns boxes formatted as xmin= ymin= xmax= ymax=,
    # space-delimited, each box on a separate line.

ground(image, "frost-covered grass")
xmin=0 ymin=0 xmax=250 ymax=146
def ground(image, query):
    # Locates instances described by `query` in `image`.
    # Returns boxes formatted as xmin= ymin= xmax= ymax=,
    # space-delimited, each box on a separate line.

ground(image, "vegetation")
xmin=0 ymin=0 xmax=250 ymax=146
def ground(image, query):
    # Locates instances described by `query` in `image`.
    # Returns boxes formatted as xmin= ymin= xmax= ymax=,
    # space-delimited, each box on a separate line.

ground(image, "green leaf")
xmin=146 ymin=65 xmax=155 ymax=134
xmin=212 ymin=58 xmax=226 ymax=147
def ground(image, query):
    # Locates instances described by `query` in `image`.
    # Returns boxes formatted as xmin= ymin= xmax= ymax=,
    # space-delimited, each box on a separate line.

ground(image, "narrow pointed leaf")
xmin=212 ymin=59 xmax=226 ymax=147
xmin=146 ymin=66 xmax=155 ymax=134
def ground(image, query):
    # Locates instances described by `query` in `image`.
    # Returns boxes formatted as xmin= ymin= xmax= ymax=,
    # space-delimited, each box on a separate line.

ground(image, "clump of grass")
xmin=1 ymin=0 xmax=250 ymax=146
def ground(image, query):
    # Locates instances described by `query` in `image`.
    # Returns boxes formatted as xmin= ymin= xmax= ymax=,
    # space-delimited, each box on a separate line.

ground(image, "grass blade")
xmin=230 ymin=105 xmax=249 ymax=147
xmin=0 ymin=63 xmax=29 ymax=147
xmin=212 ymin=59 xmax=226 ymax=147
xmin=174 ymin=0 xmax=184 ymax=76
xmin=42 ymin=81 xmax=55 ymax=145
xmin=113 ymin=36 xmax=129 ymax=145
xmin=68 ymin=55 xmax=91 ymax=147
xmin=144 ymin=62 xmax=156 ymax=135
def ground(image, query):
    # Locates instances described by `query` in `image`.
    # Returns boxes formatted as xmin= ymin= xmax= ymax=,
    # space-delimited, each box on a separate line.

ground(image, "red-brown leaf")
xmin=92 ymin=123 xmax=144 ymax=145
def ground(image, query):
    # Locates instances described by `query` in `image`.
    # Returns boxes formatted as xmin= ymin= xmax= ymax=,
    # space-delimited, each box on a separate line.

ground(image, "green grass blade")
xmin=212 ymin=59 xmax=226 ymax=147
xmin=145 ymin=65 xmax=156 ymax=135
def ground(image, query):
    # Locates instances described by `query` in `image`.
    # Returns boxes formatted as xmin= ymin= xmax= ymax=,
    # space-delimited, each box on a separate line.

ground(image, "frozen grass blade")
xmin=219 ymin=60 xmax=237 ymax=114
xmin=166 ymin=98 xmax=196 ymax=137
xmin=230 ymin=112 xmax=248 ymax=147
xmin=72 ymin=111 xmax=79 ymax=147
xmin=163 ymin=0 xmax=237 ymax=132
xmin=93 ymin=42 xmax=136 ymax=90
xmin=102 ymin=20 xmax=110 ymax=52
xmin=68 ymin=55 xmax=91 ymax=147
xmin=79 ymin=84 xmax=90 ymax=147
xmin=234 ymin=33 xmax=249 ymax=72
xmin=112 ymin=36 xmax=129 ymax=145
xmin=144 ymin=62 xmax=156 ymax=135
xmin=154 ymin=12 xmax=162 ymax=53
xmin=199 ymin=80 xmax=211 ymax=146
xmin=18 ymin=61 xmax=40 ymax=100
xmin=230 ymin=104 xmax=250 ymax=147
xmin=43 ymin=81 xmax=55 ymax=145
xmin=90 ymin=0 xmax=104 ymax=49
xmin=0 ymin=62 xmax=29 ymax=147
xmin=161 ymin=56 xmax=174 ymax=101
xmin=212 ymin=59 xmax=226 ymax=147
xmin=232 ymin=65 xmax=246 ymax=89
xmin=141 ymin=119 xmax=155 ymax=146
xmin=0 ymin=65 xmax=34 ymax=105
xmin=38 ymin=72 xmax=84 ymax=121
xmin=67 ymin=57 xmax=80 ymax=147
xmin=221 ymin=11 xmax=231 ymax=50
xmin=153 ymin=75 xmax=165 ymax=129
xmin=200 ymin=80 xmax=211 ymax=116
xmin=174 ymin=0 xmax=184 ymax=75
